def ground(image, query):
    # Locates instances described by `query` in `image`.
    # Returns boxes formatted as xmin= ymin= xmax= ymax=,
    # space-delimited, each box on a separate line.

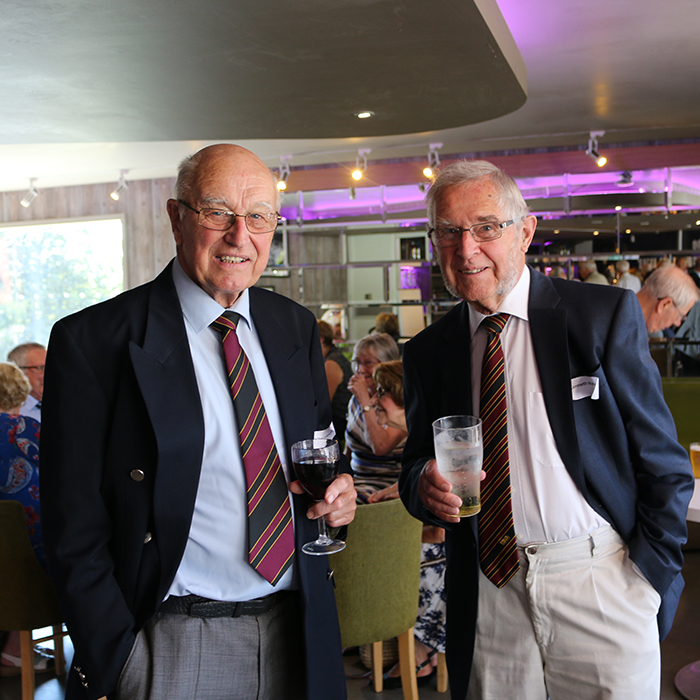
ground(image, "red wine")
xmin=293 ymin=458 xmax=339 ymax=501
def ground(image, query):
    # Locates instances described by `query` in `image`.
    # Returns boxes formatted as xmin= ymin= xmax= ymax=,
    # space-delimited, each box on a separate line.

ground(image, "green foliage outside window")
xmin=0 ymin=218 xmax=123 ymax=356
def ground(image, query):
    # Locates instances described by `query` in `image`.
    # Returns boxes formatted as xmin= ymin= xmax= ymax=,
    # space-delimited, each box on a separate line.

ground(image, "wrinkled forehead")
xmin=435 ymin=179 xmax=506 ymax=220
xmin=191 ymin=152 xmax=278 ymax=208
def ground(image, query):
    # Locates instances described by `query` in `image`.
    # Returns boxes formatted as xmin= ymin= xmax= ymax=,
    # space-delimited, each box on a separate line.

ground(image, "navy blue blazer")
xmin=400 ymin=267 xmax=694 ymax=700
xmin=41 ymin=261 xmax=347 ymax=700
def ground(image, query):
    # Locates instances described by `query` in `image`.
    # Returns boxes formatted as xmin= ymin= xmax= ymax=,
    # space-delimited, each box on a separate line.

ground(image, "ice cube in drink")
xmin=434 ymin=439 xmax=483 ymax=517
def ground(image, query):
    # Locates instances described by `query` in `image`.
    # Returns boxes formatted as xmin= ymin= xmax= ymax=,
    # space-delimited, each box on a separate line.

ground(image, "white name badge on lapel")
xmin=571 ymin=376 xmax=600 ymax=400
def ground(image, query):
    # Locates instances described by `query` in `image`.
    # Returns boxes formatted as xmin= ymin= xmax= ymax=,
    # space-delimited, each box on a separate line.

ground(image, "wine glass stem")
xmin=316 ymin=515 xmax=332 ymax=544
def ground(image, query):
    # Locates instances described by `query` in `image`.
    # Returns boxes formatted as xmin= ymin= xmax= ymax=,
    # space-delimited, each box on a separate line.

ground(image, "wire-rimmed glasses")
xmin=429 ymin=219 xmax=517 ymax=247
xmin=177 ymin=199 xmax=281 ymax=234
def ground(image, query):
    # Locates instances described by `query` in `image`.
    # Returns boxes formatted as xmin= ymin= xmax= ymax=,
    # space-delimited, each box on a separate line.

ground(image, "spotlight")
xmin=351 ymin=148 xmax=371 ymax=181
xmin=277 ymin=156 xmax=291 ymax=192
xmin=616 ymin=171 xmax=634 ymax=187
xmin=20 ymin=179 xmax=39 ymax=208
xmin=355 ymin=111 xmax=374 ymax=119
xmin=423 ymin=142 xmax=443 ymax=179
xmin=585 ymin=131 xmax=607 ymax=167
xmin=110 ymin=170 xmax=129 ymax=201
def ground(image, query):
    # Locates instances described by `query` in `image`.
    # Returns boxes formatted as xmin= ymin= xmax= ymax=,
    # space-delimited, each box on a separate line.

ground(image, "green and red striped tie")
xmin=212 ymin=311 xmax=294 ymax=586
xmin=478 ymin=313 xmax=519 ymax=588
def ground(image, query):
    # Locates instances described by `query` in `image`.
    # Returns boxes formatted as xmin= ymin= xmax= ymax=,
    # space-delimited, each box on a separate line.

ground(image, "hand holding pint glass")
xmin=432 ymin=415 xmax=483 ymax=517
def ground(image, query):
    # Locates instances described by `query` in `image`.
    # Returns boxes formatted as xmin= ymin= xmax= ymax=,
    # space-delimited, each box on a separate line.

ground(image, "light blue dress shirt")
xmin=167 ymin=259 xmax=296 ymax=601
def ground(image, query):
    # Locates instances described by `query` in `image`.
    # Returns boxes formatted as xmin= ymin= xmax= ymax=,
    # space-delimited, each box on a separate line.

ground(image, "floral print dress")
xmin=0 ymin=413 xmax=44 ymax=570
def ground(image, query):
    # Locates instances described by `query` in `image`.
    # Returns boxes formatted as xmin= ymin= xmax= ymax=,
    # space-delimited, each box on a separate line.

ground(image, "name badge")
xmin=571 ymin=376 xmax=599 ymax=401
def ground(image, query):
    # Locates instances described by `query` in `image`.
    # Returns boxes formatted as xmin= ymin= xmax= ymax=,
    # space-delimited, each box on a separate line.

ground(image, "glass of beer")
xmin=690 ymin=443 xmax=700 ymax=479
xmin=432 ymin=415 xmax=483 ymax=517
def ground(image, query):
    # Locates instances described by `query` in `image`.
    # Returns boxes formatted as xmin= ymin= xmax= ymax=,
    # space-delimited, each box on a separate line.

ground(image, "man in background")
xmin=578 ymin=258 xmax=609 ymax=284
xmin=636 ymin=265 xmax=699 ymax=334
xmin=7 ymin=341 xmax=45 ymax=422
xmin=688 ymin=257 xmax=700 ymax=289
xmin=615 ymin=259 xmax=641 ymax=292
xmin=41 ymin=144 xmax=356 ymax=700
xmin=400 ymin=159 xmax=693 ymax=700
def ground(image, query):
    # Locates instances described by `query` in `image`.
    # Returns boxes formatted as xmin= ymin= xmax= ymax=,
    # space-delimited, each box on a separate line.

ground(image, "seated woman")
xmin=345 ymin=333 xmax=405 ymax=502
xmin=367 ymin=360 xmax=446 ymax=688
xmin=0 ymin=361 xmax=52 ymax=676
xmin=317 ymin=320 xmax=353 ymax=444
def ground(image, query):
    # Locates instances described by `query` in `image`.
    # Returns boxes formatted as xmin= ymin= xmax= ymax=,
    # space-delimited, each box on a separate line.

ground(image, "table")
xmin=675 ymin=479 xmax=700 ymax=700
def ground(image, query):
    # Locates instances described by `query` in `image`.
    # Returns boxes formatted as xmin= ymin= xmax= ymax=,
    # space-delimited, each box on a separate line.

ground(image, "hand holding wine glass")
xmin=291 ymin=438 xmax=347 ymax=555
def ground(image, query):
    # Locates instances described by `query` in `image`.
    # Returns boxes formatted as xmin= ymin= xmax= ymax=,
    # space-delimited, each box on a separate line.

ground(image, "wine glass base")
xmin=302 ymin=539 xmax=346 ymax=556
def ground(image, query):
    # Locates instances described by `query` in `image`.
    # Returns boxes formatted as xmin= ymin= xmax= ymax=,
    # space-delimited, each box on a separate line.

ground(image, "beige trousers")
xmin=466 ymin=525 xmax=661 ymax=700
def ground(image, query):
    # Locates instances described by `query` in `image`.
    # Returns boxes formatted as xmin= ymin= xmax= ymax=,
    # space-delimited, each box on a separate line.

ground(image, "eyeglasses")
xmin=352 ymin=358 xmax=379 ymax=372
xmin=429 ymin=219 xmax=517 ymax=247
xmin=20 ymin=365 xmax=45 ymax=373
xmin=375 ymin=386 xmax=387 ymax=399
xmin=177 ymin=199 xmax=281 ymax=234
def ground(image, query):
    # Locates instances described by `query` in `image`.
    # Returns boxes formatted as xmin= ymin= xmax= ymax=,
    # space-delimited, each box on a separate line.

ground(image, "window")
xmin=0 ymin=217 xmax=124 ymax=354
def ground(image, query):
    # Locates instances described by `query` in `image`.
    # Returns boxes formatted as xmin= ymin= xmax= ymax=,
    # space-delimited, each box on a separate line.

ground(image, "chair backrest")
xmin=662 ymin=378 xmax=700 ymax=452
xmin=332 ymin=497 xmax=423 ymax=648
xmin=0 ymin=500 xmax=63 ymax=630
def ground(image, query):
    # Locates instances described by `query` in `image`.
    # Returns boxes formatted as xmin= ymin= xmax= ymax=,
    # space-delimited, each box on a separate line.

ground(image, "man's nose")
xmin=455 ymin=229 xmax=480 ymax=258
xmin=223 ymin=216 xmax=249 ymax=239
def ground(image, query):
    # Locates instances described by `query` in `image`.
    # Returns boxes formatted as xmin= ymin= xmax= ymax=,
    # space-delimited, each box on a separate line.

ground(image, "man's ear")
xmin=656 ymin=297 xmax=674 ymax=314
xmin=166 ymin=198 xmax=183 ymax=245
xmin=520 ymin=214 xmax=537 ymax=253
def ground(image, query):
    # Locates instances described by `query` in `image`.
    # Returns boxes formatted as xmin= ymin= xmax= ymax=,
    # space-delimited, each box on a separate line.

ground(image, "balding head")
xmin=637 ymin=265 xmax=700 ymax=333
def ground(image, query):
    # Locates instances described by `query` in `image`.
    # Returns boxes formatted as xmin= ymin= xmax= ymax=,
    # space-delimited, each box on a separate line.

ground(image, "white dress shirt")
xmin=19 ymin=394 xmax=41 ymax=423
xmin=469 ymin=266 xmax=606 ymax=545
xmin=167 ymin=260 xmax=295 ymax=601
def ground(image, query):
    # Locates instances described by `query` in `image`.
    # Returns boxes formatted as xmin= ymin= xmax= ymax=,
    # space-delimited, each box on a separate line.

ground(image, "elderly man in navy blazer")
xmin=41 ymin=144 xmax=356 ymax=700
xmin=399 ymin=160 xmax=694 ymax=700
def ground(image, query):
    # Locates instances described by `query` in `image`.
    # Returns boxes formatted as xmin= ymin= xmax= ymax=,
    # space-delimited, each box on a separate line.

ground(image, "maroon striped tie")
xmin=212 ymin=311 xmax=294 ymax=585
xmin=478 ymin=313 xmax=519 ymax=588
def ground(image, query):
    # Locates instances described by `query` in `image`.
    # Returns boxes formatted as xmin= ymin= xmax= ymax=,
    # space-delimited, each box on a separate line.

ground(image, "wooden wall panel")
xmin=0 ymin=178 xmax=177 ymax=290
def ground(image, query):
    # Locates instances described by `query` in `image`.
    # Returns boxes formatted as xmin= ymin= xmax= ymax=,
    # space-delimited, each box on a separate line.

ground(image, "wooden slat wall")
xmin=0 ymin=178 xmax=177 ymax=289
xmin=0 ymin=179 xmax=347 ymax=315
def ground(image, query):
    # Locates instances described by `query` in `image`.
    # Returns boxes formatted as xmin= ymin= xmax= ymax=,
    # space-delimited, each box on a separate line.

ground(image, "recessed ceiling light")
xmin=355 ymin=111 xmax=374 ymax=119
xmin=593 ymin=230 xmax=599 ymax=236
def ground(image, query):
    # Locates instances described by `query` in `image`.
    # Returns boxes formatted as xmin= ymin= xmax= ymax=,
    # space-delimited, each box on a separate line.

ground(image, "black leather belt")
xmin=159 ymin=592 xmax=284 ymax=618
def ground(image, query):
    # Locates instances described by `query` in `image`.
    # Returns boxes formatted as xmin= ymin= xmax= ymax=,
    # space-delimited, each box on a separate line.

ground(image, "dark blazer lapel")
xmin=248 ymin=289 xmax=310 ymax=452
xmin=128 ymin=263 xmax=206 ymax=583
xmin=528 ymin=269 xmax=587 ymax=497
xmin=441 ymin=301 xmax=474 ymax=416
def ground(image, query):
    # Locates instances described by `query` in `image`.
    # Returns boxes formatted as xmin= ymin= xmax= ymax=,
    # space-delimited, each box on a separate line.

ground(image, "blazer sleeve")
xmin=399 ymin=335 xmax=455 ymax=529
xmin=599 ymin=290 xmax=694 ymax=597
xmin=41 ymin=319 xmax=137 ymax=699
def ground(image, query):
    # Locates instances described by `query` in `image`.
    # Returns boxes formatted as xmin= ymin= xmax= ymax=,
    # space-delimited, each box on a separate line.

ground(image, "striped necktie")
xmin=211 ymin=311 xmax=294 ymax=586
xmin=478 ymin=313 xmax=519 ymax=588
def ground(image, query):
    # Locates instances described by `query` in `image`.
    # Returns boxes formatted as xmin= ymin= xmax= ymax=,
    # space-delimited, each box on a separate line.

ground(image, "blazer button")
xmin=130 ymin=469 xmax=145 ymax=482
xmin=144 ymin=532 xmax=153 ymax=544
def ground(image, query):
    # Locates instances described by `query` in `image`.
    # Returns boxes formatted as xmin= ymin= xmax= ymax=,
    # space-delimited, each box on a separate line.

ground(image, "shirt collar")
xmin=172 ymin=258 xmax=252 ymax=335
xmin=468 ymin=264 xmax=530 ymax=338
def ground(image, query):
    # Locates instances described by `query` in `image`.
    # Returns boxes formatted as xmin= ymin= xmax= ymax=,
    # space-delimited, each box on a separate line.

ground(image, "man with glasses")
xmin=636 ymin=264 xmax=699 ymax=334
xmin=41 ymin=144 xmax=356 ymax=700
xmin=7 ymin=341 xmax=46 ymax=422
xmin=399 ymin=160 xmax=694 ymax=700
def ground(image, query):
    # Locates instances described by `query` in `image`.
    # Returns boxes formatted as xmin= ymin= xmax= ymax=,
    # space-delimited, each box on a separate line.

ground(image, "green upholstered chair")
xmin=661 ymin=378 xmax=700 ymax=452
xmin=332 ymin=497 xmax=423 ymax=699
xmin=0 ymin=500 xmax=67 ymax=700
